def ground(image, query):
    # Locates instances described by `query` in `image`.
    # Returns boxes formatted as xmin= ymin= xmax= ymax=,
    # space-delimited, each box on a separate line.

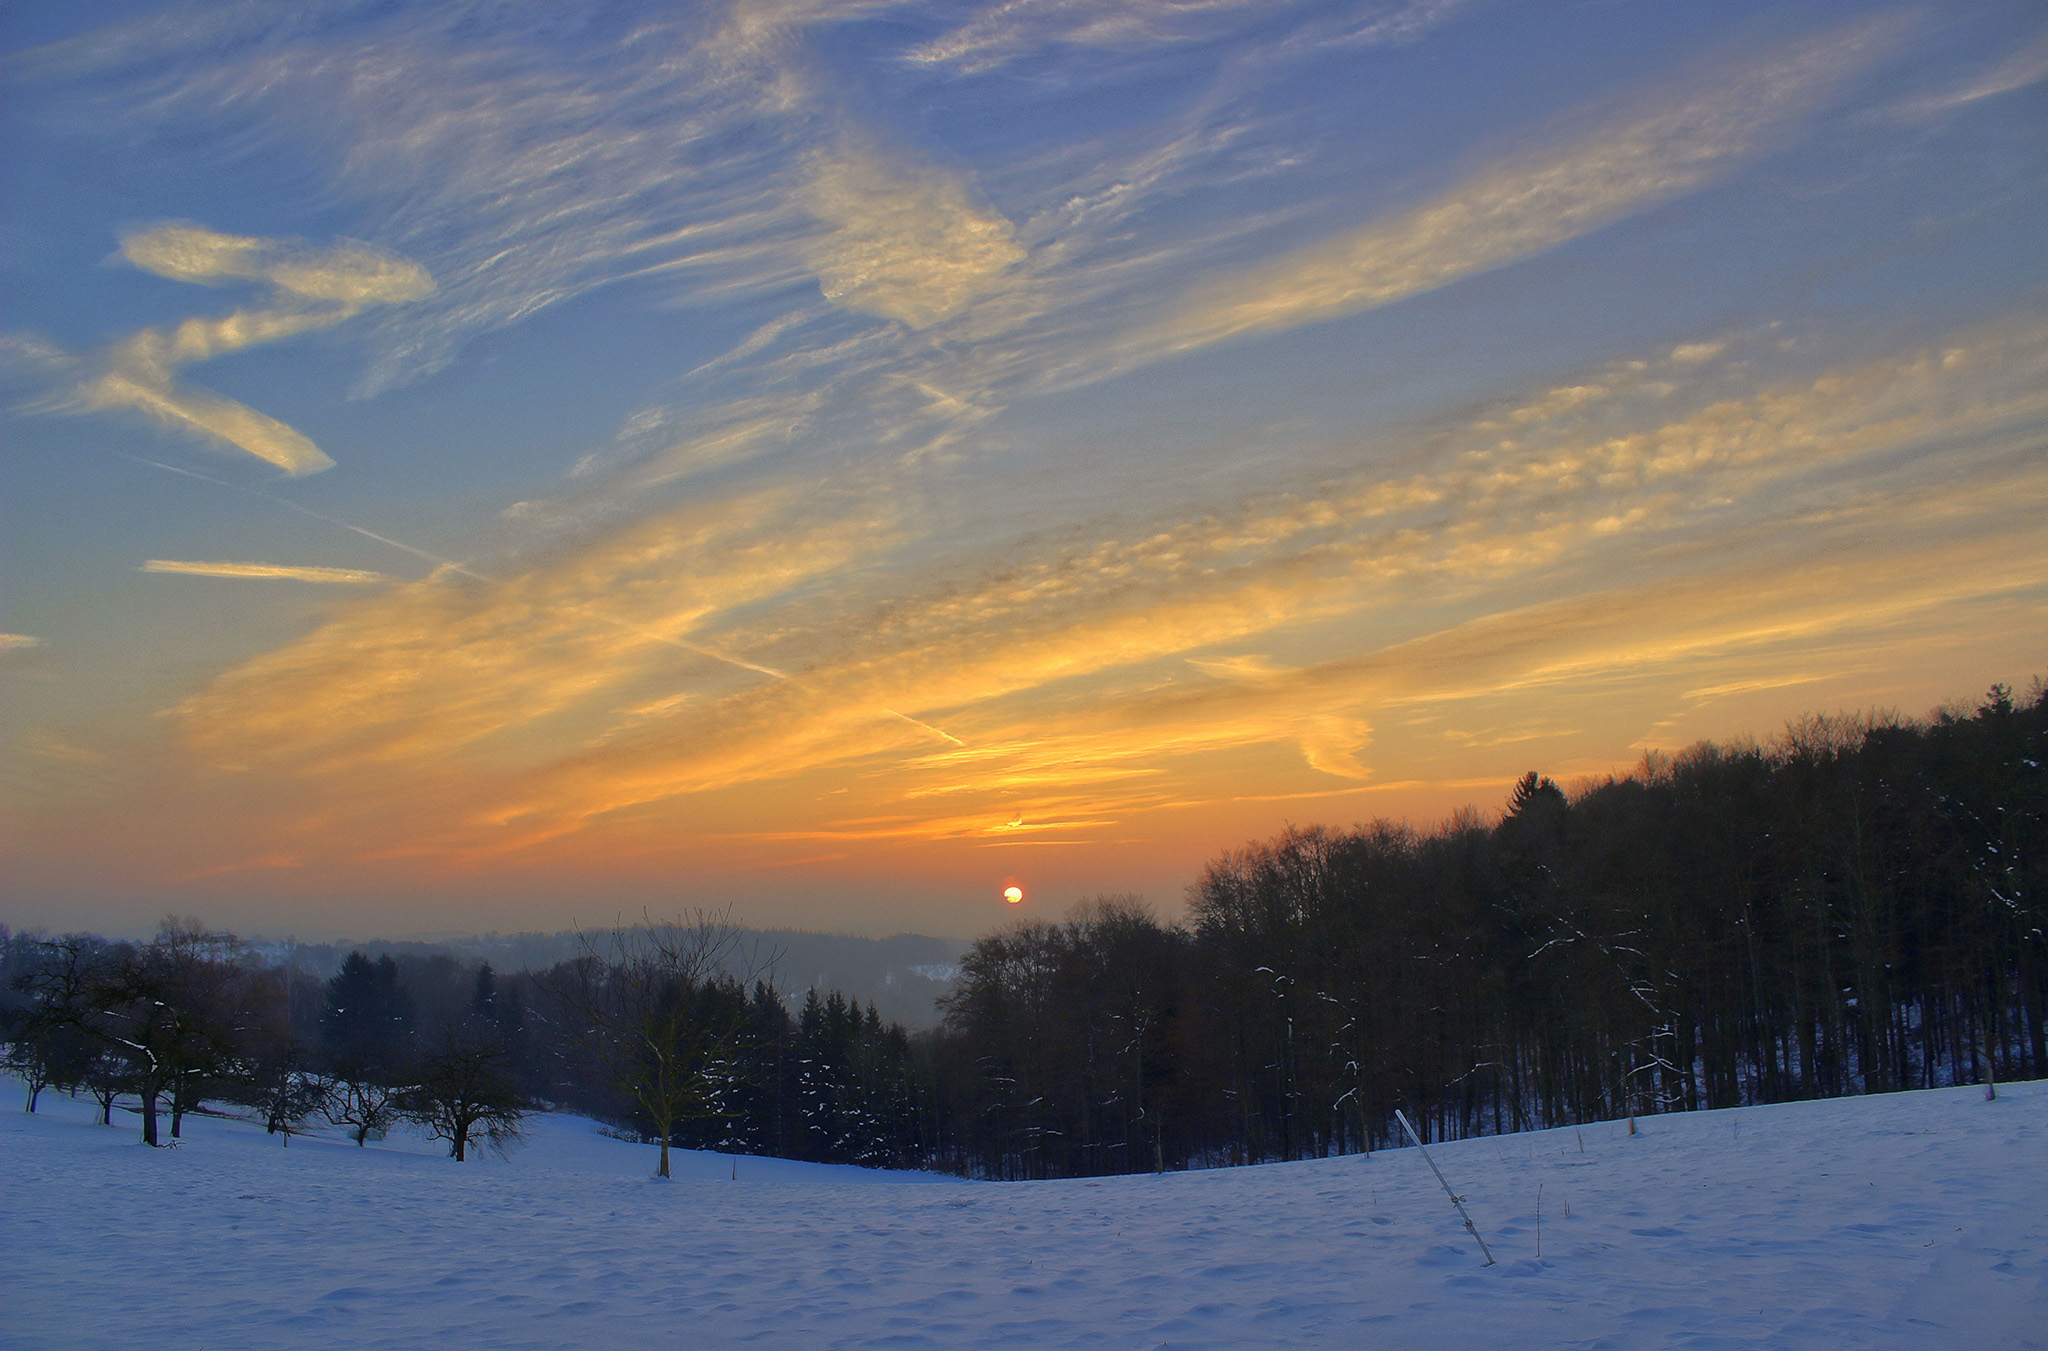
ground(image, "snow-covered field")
xmin=3 ymin=1079 xmax=2042 ymax=1349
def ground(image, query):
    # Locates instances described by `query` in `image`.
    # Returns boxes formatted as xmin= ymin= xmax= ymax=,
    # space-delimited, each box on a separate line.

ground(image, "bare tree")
xmin=223 ymin=978 xmax=327 ymax=1146
xmin=242 ymin=1048 xmax=328 ymax=1146
xmin=80 ymin=1047 xmax=130 ymax=1125
xmin=403 ymin=1024 xmax=525 ymax=1161
xmin=315 ymin=950 xmax=417 ymax=1146
xmin=321 ymin=1074 xmax=406 ymax=1146
xmin=5 ymin=936 xmax=112 ymax=1112
xmin=88 ymin=920 xmax=257 ymax=1146
xmin=541 ymin=910 xmax=764 ymax=1179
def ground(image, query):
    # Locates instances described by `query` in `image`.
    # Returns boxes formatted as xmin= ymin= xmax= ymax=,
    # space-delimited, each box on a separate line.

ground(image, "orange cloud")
xmin=73 ymin=225 xmax=432 ymax=475
xmin=158 ymin=314 xmax=2048 ymax=872
xmin=143 ymin=560 xmax=391 ymax=584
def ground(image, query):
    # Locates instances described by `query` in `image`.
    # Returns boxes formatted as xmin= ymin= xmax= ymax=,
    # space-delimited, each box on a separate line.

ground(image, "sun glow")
xmin=5 ymin=0 xmax=2042 ymax=943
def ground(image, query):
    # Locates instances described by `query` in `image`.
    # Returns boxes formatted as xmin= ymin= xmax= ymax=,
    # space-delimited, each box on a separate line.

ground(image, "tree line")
xmin=927 ymin=681 xmax=2046 ymax=1176
xmin=1 ymin=914 xmax=928 ymax=1169
xmin=2 ymin=922 xmax=531 ymax=1158
xmin=7 ymin=678 xmax=2042 ymax=1180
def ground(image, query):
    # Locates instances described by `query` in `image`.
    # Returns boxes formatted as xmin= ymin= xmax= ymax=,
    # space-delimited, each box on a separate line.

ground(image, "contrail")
xmin=127 ymin=455 xmax=482 ymax=577
xmin=886 ymin=709 xmax=966 ymax=746
xmin=123 ymin=455 xmax=955 ymax=737
xmin=123 ymin=453 xmax=786 ymax=682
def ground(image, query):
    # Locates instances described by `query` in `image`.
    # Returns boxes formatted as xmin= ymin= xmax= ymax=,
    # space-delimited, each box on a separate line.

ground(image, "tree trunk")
xmin=650 ymin=1103 xmax=675 ymax=1178
xmin=170 ymin=1104 xmax=185 ymax=1139
xmin=140 ymin=1089 xmax=160 ymax=1146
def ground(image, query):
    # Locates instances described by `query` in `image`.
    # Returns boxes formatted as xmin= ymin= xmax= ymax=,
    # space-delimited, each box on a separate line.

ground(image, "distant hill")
xmin=246 ymin=926 xmax=968 ymax=1030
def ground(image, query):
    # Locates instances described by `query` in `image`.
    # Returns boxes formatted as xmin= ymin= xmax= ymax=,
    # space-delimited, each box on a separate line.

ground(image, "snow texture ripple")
xmin=3 ymin=1078 xmax=2043 ymax=1348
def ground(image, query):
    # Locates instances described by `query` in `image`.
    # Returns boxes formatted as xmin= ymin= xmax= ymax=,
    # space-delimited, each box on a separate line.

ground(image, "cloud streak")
xmin=72 ymin=225 xmax=433 ymax=474
xmin=901 ymin=0 xmax=1463 ymax=76
xmin=171 ymin=479 xmax=899 ymax=774
xmin=22 ymin=0 xmax=1469 ymax=460
xmin=161 ymin=311 xmax=2048 ymax=863
xmin=14 ymin=1 xmax=2038 ymax=925
xmin=1900 ymin=28 xmax=2048 ymax=114
xmin=1130 ymin=18 xmax=1900 ymax=361
xmin=120 ymin=225 xmax=434 ymax=307
xmin=142 ymin=560 xmax=392 ymax=584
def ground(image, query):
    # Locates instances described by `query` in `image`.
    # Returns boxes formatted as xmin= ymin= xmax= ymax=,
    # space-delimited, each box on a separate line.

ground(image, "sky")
xmin=2 ymin=0 xmax=2044 ymax=941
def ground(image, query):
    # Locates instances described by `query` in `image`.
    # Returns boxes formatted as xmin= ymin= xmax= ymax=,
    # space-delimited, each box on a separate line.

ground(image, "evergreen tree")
xmin=319 ymin=953 xmax=414 ymax=1081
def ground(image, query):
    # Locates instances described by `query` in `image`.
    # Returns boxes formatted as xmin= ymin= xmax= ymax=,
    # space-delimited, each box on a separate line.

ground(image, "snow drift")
xmin=3 ymin=1078 xmax=2042 ymax=1349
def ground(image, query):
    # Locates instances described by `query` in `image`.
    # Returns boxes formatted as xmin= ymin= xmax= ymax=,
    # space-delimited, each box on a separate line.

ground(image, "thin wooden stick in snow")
xmin=1395 ymin=1109 xmax=1496 ymax=1267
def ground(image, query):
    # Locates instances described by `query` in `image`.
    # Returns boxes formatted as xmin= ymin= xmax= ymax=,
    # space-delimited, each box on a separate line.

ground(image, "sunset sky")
xmin=3 ymin=0 xmax=2044 ymax=940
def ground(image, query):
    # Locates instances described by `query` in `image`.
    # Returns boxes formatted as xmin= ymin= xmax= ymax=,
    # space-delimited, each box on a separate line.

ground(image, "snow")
xmin=3 ymin=1080 xmax=2043 ymax=1349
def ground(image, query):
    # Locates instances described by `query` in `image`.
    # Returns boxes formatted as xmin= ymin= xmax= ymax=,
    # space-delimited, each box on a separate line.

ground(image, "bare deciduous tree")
xmin=5 ymin=936 xmax=112 ymax=1112
xmin=322 ymin=1074 xmax=406 ymax=1146
xmin=541 ymin=910 xmax=765 ymax=1178
xmin=90 ymin=920 xmax=257 ymax=1146
xmin=403 ymin=1025 xmax=525 ymax=1162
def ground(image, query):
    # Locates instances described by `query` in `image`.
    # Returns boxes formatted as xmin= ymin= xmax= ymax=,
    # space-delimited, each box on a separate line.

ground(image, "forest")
xmin=5 ymin=679 xmax=2043 ymax=1180
xmin=0 ymin=917 xmax=928 ymax=1171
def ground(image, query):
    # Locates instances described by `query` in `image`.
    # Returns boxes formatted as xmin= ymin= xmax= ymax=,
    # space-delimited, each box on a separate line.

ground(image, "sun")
xmin=1003 ymin=886 xmax=1024 ymax=905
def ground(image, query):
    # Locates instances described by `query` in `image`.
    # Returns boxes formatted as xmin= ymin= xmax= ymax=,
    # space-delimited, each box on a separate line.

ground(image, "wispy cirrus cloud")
xmin=24 ymin=730 xmax=105 ymax=765
xmin=70 ymin=225 xmax=432 ymax=475
xmin=902 ymin=0 xmax=1274 ymax=73
xmin=171 ymin=479 xmax=900 ymax=774
xmin=582 ymin=9 xmax=1913 ymax=479
xmin=141 ymin=560 xmax=392 ymax=584
xmin=22 ymin=0 xmax=1470 ymax=465
xmin=28 ymin=6 xmax=794 ymax=390
xmin=36 ymin=0 xmax=1047 ymax=466
xmin=80 ymin=376 xmax=336 ymax=476
xmin=801 ymin=150 xmax=1025 ymax=329
xmin=120 ymin=225 xmax=434 ymax=307
xmin=901 ymin=0 xmax=1464 ymax=76
xmin=26 ymin=0 xmax=1913 ymax=500
xmin=162 ymin=311 xmax=2048 ymax=863
xmin=17 ymin=1 xmax=2035 ymax=914
xmin=1127 ymin=16 xmax=1903 ymax=362
xmin=1898 ymin=27 xmax=2048 ymax=115
xmin=37 ymin=0 xmax=1890 ymax=524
